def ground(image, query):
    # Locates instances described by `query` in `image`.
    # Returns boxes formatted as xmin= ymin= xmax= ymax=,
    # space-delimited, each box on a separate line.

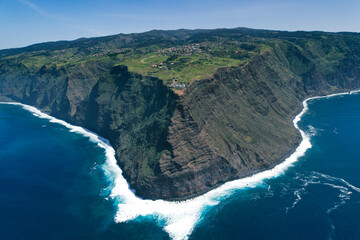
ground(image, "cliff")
xmin=1 ymin=28 xmax=360 ymax=200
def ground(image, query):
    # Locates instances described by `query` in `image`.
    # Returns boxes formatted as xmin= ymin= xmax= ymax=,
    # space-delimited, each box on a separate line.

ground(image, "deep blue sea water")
xmin=0 ymin=92 xmax=360 ymax=240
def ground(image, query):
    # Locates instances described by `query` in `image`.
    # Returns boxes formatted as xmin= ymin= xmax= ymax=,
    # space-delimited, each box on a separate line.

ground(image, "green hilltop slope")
xmin=1 ymin=28 xmax=360 ymax=200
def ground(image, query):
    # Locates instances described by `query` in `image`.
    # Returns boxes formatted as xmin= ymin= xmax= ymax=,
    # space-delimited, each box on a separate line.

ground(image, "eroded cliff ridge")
xmin=1 ymin=28 xmax=360 ymax=200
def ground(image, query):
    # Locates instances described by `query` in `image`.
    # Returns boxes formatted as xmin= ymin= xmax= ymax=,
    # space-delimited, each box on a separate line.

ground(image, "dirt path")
xmin=140 ymin=55 xmax=156 ymax=63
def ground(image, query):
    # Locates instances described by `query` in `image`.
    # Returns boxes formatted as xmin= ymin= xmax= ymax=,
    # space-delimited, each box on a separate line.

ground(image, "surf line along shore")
xmin=1 ymin=89 xmax=359 ymax=240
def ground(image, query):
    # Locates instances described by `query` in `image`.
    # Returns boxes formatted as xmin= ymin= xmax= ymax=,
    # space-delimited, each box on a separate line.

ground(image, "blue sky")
xmin=1 ymin=0 xmax=360 ymax=49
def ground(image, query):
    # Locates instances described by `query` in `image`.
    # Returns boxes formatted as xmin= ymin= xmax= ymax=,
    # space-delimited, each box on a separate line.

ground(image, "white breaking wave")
xmin=291 ymin=171 xmax=360 ymax=214
xmin=314 ymin=172 xmax=360 ymax=193
xmin=285 ymin=187 xmax=306 ymax=213
xmin=1 ymin=89 xmax=359 ymax=240
xmin=308 ymin=125 xmax=318 ymax=136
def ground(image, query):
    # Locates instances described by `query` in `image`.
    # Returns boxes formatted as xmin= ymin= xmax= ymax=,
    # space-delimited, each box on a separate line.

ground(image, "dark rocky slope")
xmin=1 ymin=29 xmax=360 ymax=200
xmin=138 ymin=47 xmax=360 ymax=199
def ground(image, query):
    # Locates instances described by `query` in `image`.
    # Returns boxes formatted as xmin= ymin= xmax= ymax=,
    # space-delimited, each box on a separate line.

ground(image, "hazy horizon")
xmin=2 ymin=26 xmax=360 ymax=51
xmin=1 ymin=0 xmax=360 ymax=49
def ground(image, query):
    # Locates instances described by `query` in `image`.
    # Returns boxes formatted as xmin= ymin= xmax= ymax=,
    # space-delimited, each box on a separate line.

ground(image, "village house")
xmin=169 ymin=79 xmax=186 ymax=88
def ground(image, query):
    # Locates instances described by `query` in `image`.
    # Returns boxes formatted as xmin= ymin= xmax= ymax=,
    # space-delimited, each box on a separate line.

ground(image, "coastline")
xmin=1 ymin=89 xmax=360 ymax=240
xmin=161 ymin=89 xmax=360 ymax=201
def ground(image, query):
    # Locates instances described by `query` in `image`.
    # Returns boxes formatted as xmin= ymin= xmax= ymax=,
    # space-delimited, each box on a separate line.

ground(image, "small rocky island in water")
xmin=1 ymin=28 xmax=360 ymax=200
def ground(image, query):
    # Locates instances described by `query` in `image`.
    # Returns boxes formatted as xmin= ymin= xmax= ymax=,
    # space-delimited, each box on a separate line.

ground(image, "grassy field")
xmin=117 ymin=52 xmax=245 ymax=85
xmin=7 ymin=31 xmax=351 ymax=90
xmin=112 ymin=41 xmax=263 ymax=86
xmin=5 ymin=40 xmax=254 ymax=88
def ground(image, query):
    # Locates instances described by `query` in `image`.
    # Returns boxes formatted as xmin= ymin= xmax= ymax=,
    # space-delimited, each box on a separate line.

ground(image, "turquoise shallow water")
xmin=0 ymin=92 xmax=360 ymax=240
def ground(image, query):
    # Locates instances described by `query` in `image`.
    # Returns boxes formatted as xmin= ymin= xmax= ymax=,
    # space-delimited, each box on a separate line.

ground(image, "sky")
xmin=1 ymin=0 xmax=360 ymax=50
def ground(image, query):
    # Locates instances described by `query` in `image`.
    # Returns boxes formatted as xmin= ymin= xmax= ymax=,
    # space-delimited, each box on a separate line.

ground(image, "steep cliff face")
xmin=74 ymin=65 xmax=177 ymax=193
xmin=0 ymin=62 xmax=178 ymax=197
xmin=0 ymin=59 xmax=114 ymax=120
xmin=149 ymin=44 xmax=360 ymax=199
xmin=1 ymin=30 xmax=360 ymax=200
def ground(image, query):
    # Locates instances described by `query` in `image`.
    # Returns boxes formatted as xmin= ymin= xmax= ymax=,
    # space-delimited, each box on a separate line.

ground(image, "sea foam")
xmin=1 ymin=89 xmax=359 ymax=240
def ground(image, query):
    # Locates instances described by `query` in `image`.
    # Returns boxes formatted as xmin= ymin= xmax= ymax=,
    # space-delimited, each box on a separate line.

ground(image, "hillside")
xmin=1 ymin=28 xmax=360 ymax=200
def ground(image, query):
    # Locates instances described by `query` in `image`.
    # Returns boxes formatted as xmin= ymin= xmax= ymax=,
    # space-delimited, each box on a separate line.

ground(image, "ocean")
xmin=0 ymin=91 xmax=359 ymax=240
